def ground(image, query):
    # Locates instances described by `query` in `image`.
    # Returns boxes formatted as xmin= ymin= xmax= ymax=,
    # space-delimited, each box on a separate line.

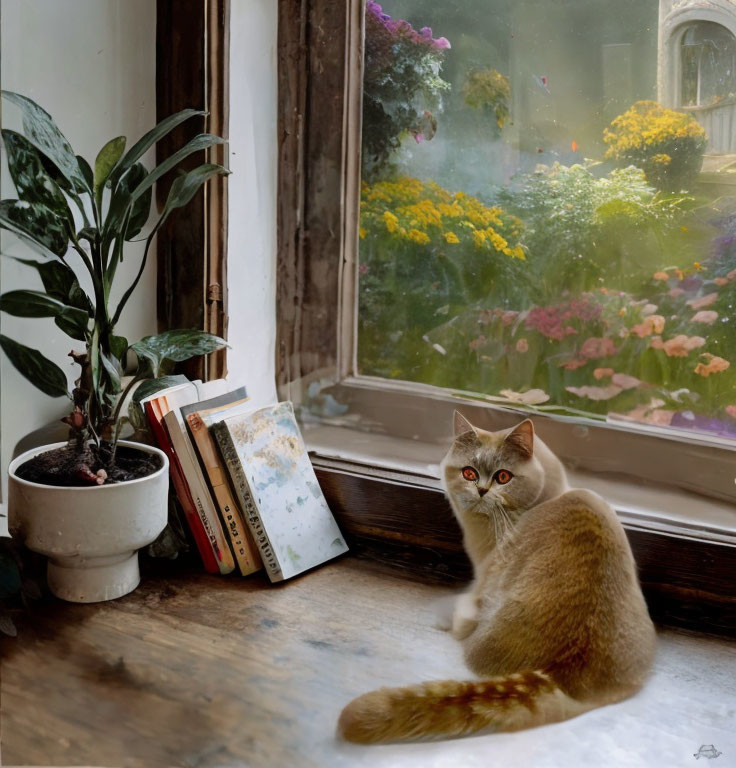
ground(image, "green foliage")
xmin=462 ymin=68 xmax=510 ymax=132
xmin=0 ymin=91 xmax=229 ymax=465
xmin=603 ymin=100 xmax=707 ymax=192
xmin=362 ymin=3 xmax=451 ymax=178
xmin=499 ymin=163 xmax=692 ymax=300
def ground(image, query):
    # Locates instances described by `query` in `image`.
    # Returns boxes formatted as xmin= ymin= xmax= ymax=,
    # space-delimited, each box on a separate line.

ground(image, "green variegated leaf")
xmin=94 ymin=136 xmax=126 ymax=205
xmin=109 ymin=334 xmax=129 ymax=362
xmin=162 ymin=163 xmax=230 ymax=219
xmin=1 ymin=91 xmax=87 ymax=191
xmin=0 ymin=334 xmax=69 ymax=397
xmin=12 ymin=258 xmax=93 ymax=313
xmin=105 ymin=163 xmax=147 ymax=239
xmin=0 ymin=289 xmax=70 ymax=317
xmin=100 ymin=350 xmax=122 ymax=392
xmin=131 ymin=329 xmax=227 ymax=377
xmin=130 ymin=134 xmax=227 ymax=202
xmin=76 ymin=155 xmax=94 ymax=192
xmin=2 ymin=130 xmax=72 ymax=223
xmin=54 ymin=311 xmax=88 ymax=341
xmin=131 ymin=374 xmax=190 ymax=405
xmin=0 ymin=290 xmax=88 ymax=340
xmin=114 ymin=108 xmax=205 ymax=177
xmin=125 ymin=184 xmax=152 ymax=241
xmin=0 ymin=200 xmax=68 ymax=258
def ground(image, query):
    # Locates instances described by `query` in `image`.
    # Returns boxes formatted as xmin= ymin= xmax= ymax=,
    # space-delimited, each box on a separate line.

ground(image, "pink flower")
xmin=469 ymin=336 xmax=486 ymax=351
xmin=686 ymin=293 xmax=718 ymax=310
xmin=725 ymin=405 xmax=736 ymax=419
xmin=653 ymin=271 xmax=670 ymax=281
xmin=478 ymin=309 xmax=493 ymax=326
xmin=501 ymin=310 xmax=520 ymax=326
xmin=566 ymin=384 xmax=623 ymax=401
xmin=433 ymin=36 xmax=451 ymax=49
xmin=691 ymin=310 xmax=718 ymax=325
xmin=593 ymin=367 xmax=614 ymax=380
xmin=580 ymin=336 xmax=617 ymax=359
xmin=669 ymin=288 xmax=685 ymax=298
xmin=611 ymin=373 xmax=640 ymax=390
xmin=515 ymin=338 xmax=529 ymax=353
xmin=714 ymin=277 xmax=730 ymax=286
xmin=560 ymin=357 xmax=587 ymax=370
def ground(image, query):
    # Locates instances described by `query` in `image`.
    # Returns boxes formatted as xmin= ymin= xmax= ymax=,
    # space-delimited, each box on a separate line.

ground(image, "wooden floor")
xmin=1 ymin=557 xmax=735 ymax=768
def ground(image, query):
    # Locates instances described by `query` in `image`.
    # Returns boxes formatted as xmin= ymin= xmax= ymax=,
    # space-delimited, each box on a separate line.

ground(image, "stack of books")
xmin=140 ymin=380 xmax=349 ymax=581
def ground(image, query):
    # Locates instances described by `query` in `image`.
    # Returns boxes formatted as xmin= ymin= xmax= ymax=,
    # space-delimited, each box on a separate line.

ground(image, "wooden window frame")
xmin=156 ymin=0 xmax=230 ymax=381
xmin=278 ymin=0 xmax=736 ymax=636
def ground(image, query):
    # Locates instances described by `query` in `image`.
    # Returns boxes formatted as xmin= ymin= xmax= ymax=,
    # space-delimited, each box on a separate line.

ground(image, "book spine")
xmin=161 ymin=410 xmax=236 ymax=575
xmin=144 ymin=401 xmax=219 ymax=574
xmin=211 ymin=421 xmax=284 ymax=582
xmin=186 ymin=413 xmax=262 ymax=577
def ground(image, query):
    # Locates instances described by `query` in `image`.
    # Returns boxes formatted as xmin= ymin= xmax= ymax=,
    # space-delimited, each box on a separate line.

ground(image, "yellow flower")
xmin=383 ymin=211 xmax=400 ymax=234
xmin=359 ymin=227 xmax=366 ymax=240
xmin=406 ymin=228 xmax=430 ymax=245
xmin=473 ymin=229 xmax=487 ymax=248
xmin=650 ymin=153 xmax=671 ymax=166
xmin=444 ymin=231 xmax=459 ymax=244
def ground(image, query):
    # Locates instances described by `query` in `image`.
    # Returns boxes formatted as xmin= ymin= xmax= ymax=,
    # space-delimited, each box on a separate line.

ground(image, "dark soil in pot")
xmin=15 ymin=444 xmax=163 ymax=488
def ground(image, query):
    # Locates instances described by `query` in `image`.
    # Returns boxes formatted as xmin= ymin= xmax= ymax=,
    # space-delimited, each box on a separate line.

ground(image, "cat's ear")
xmin=453 ymin=411 xmax=476 ymax=438
xmin=504 ymin=419 xmax=534 ymax=459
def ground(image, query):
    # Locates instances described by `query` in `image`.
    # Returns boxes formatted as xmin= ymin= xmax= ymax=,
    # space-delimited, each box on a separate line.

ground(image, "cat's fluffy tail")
xmin=338 ymin=670 xmax=595 ymax=744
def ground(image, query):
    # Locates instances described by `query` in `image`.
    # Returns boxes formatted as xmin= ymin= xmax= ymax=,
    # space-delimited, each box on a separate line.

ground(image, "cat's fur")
xmin=338 ymin=413 xmax=656 ymax=743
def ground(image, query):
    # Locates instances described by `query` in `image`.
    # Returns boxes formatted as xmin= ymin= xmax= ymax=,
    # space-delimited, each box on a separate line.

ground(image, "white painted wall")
xmin=0 ymin=0 xmax=158 ymax=499
xmin=0 ymin=0 xmax=279 ymax=504
xmin=225 ymin=0 xmax=278 ymax=409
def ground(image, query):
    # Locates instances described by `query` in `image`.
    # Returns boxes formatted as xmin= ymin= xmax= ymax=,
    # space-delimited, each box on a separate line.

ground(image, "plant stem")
xmin=111 ymin=227 xmax=156 ymax=326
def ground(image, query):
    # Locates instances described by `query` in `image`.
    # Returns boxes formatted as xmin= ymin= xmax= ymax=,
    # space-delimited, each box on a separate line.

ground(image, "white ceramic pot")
xmin=8 ymin=441 xmax=169 ymax=603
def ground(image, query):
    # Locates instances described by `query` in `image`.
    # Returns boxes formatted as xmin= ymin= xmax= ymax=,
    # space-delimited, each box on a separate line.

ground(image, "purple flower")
xmin=420 ymin=26 xmax=433 ymax=39
xmin=433 ymin=36 xmax=451 ymax=49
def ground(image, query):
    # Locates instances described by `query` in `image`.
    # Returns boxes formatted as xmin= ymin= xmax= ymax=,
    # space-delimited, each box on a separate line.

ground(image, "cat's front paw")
xmin=450 ymin=592 xmax=479 ymax=640
xmin=451 ymin=614 xmax=478 ymax=640
xmin=432 ymin=594 xmax=456 ymax=632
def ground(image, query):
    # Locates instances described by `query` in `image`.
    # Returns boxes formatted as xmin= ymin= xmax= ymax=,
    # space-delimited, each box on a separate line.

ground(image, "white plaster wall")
xmin=225 ymin=0 xmax=278 ymax=409
xmin=0 ymin=0 xmax=158 ymax=500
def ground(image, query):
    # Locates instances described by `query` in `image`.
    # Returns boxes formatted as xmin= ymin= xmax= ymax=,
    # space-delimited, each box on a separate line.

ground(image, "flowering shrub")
xmin=463 ymin=68 xmax=511 ymax=133
xmin=500 ymin=163 xmax=687 ymax=299
xmin=363 ymin=2 xmax=450 ymax=177
xmin=358 ymin=177 xmax=527 ymax=377
xmin=603 ymin=101 xmax=706 ymax=191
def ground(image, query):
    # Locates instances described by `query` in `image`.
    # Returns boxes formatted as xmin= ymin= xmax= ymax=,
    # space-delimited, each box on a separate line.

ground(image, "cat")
xmin=338 ymin=412 xmax=656 ymax=743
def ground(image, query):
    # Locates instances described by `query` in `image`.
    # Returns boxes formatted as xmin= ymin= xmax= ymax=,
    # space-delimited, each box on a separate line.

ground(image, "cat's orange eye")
xmin=462 ymin=466 xmax=479 ymax=482
xmin=495 ymin=469 xmax=513 ymax=485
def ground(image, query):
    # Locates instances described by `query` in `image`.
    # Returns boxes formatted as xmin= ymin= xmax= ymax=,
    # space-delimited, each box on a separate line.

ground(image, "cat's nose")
xmin=478 ymin=487 xmax=489 ymax=497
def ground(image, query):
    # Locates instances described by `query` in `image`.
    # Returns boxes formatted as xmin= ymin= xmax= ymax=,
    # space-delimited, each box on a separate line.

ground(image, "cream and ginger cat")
xmin=338 ymin=413 xmax=655 ymax=743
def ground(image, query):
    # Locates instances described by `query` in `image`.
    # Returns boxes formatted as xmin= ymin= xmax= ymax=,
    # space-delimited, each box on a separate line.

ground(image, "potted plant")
xmin=2 ymin=92 xmax=228 ymax=603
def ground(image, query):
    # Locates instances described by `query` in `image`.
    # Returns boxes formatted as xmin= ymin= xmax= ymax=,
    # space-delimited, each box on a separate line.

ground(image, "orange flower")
xmin=593 ymin=367 xmax=614 ymax=380
xmin=691 ymin=310 xmax=718 ymax=325
xmin=714 ymin=277 xmax=730 ymax=287
xmin=515 ymin=338 xmax=529 ymax=353
xmin=651 ymin=334 xmax=706 ymax=357
xmin=694 ymin=353 xmax=730 ymax=377
xmin=686 ymin=293 xmax=718 ymax=310
xmin=653 ymin=271 xmax=669 ymax=281
xmin=631 ymin=314 xmax=665 ymax=337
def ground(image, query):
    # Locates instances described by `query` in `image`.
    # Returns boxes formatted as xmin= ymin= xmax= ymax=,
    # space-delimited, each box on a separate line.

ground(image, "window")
xmin=681 ymin=22 xmax=736 ymax=109
xmin=277 ymin=0 xmax=736 ymax=634
xmin=357 ymin=0 xmax=736 ymax=443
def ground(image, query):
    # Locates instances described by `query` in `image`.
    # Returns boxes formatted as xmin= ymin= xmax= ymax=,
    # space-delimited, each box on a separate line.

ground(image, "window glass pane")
xmin=358 ymin=0 xmax=736 ymax=440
